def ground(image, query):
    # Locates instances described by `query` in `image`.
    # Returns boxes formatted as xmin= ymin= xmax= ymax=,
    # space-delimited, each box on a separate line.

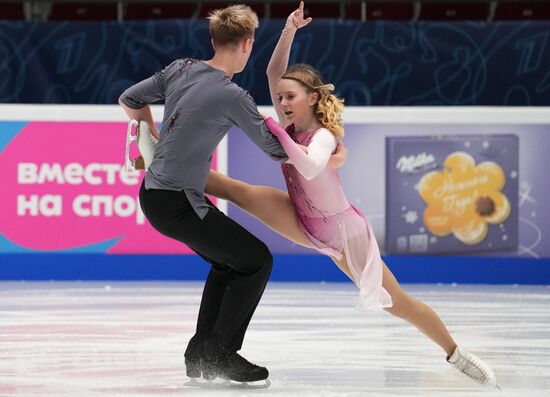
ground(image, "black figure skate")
xmin=184 ymin=337 xmax=271 ymax=389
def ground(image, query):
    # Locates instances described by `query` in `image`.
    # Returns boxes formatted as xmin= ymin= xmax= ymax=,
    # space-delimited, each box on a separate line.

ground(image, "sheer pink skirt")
xmin=297 ymin=205 xmax=393 ymax=311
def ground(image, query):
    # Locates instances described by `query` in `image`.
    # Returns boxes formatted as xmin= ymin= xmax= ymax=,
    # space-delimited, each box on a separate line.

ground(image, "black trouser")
xmin=139 ymin=182 xmax=272 ymax=352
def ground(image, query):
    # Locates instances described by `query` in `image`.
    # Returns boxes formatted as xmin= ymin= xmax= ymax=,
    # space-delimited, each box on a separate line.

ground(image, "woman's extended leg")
xmin=206 ymin=171 xmax=496 ymax=385
xmin=206 ymin=170 xmax=312 ymax=248
xmin=332 ymin=251 xmax=456 ymax=356
xmin=380 ymin=261 xmax=457 ymax=356
xmin=333 ymin=253 xmax=497 ymax=386
xmin=208 ymin=171 xmax=456 ymax=354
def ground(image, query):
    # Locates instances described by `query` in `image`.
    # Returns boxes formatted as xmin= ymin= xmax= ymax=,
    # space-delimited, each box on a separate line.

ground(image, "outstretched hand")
xmin=287 ymin=1 xmax=312 ymax=29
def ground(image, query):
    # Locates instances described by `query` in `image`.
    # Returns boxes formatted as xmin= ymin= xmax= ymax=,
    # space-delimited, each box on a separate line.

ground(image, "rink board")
xmin=1 ymin=105 xmax=549 ymax=282
xmin=1 ymin=254 xmax=549 ymax=284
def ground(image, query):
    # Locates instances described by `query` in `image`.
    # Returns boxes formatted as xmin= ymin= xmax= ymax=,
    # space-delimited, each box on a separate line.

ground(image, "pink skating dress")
xmin=265 ymin=118 xmax=392 ymax=311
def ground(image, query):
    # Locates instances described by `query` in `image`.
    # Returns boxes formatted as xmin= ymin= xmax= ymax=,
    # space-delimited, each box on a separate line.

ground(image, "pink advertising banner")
xmin=0 ymin=120 xmax=219 ymax=254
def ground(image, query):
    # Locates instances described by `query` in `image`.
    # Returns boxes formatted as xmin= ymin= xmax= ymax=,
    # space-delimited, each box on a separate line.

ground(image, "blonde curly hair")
xmin=281 ymin=64 xmax=345 ymax=137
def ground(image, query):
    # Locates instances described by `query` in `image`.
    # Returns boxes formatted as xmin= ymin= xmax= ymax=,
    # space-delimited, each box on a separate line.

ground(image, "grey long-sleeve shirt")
xmin=120 ymin=58 xmax=288 ymax=219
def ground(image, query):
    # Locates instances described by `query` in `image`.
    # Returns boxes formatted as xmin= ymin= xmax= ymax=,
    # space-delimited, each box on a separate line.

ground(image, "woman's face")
xmin=276 ymin=79 xmax=318 ymax=123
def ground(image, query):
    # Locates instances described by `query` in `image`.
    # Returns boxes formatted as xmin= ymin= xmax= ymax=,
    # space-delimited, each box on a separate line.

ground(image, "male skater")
xmin=119 ymin=5 xmax=285 ymax=383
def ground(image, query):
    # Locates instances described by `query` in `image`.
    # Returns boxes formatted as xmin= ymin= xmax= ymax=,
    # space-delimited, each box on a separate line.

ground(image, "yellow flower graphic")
xmin=418 ymin=151 xmax=511 ymax=245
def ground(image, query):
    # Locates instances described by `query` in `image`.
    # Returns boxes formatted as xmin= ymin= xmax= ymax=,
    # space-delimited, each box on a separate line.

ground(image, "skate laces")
xmin=448 ymin=348 xmax=495 ymax=385
xmin=454 ymin=352 xmax=488 ymax=382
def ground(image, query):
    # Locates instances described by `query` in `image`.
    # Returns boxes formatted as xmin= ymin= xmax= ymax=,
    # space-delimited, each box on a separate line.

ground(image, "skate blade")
xmin=125 ymin=119 xmax=139 ymax=173
xmin=184 ymin=378 xmax=271 ymax=389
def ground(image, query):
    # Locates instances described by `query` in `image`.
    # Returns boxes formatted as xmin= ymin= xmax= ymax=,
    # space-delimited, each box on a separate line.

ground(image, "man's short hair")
xmin=208 ymin=4 xmax=259 ymax=46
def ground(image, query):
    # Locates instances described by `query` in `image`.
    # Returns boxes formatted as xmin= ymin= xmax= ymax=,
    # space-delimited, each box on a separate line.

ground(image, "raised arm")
xmin=266 ymin=1 xmax=312 ymax=128
xmin=264 ymin=116 xmax=335 ymax=180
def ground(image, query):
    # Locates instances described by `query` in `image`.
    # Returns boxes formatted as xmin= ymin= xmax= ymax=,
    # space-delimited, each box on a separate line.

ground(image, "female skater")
xmin=205 ymin=2 xmax=498 ymax=388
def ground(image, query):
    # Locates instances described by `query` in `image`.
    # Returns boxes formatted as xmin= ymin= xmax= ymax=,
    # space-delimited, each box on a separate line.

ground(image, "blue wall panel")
xmin=1 ymin=254 xmax=549 ymax=284
xmin=1 ymin=20 xmax=549 ymax=105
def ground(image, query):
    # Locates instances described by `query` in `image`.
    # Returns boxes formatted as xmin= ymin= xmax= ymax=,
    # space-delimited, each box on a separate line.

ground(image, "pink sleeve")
xmin=264 ymin=116 xmax=335 ymax=180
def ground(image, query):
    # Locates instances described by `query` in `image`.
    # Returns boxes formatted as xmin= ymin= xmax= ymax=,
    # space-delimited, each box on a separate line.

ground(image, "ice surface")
xmin=1 ymin=282 xmax=549 ymax=396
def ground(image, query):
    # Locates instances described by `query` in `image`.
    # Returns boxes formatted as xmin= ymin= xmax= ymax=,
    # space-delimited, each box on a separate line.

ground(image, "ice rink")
xmin=1 ymin=282 xmax=549 ymax=396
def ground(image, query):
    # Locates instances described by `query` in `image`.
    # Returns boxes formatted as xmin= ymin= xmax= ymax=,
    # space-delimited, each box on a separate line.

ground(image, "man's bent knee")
xmin=238 ymin=242 xmax=273 ymax=275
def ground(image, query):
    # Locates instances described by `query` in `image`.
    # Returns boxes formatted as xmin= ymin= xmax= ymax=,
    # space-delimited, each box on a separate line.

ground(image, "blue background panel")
xmin=1 ymin=21 xmax=549 ymax=106
xmin=1 ymin=254 xmax=548 ymax=284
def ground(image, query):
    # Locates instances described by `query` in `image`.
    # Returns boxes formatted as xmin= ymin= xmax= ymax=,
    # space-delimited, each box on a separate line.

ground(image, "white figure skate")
xmin=447 ymin=346 xmax=499 ymax=388
xmin=125 ymin=119 xmax=157 ymax=172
